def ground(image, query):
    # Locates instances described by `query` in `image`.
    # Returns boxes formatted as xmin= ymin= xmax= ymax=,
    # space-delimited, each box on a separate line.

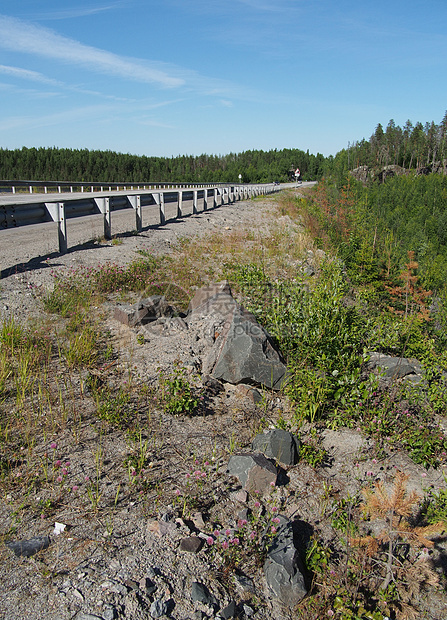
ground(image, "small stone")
xmin=140 ymin=577 xmax=157 ymax=596
xmin=113 ymin=303 xmax=148 ymax=327
xmin=191 ymin=582 xmax=216 ymax=606
xmin=232 ymin=489 xmax=248 ymax=503
xmin=6 ymin=536 xmax=50 ymax=557
xmin=234 ymin=573 xmax=255 ymax=594
xmin=150 ymin=598 xmax=169 ymax=618
xmin=227 ymin=453 xmax=277 ymax=493
xmin=180 ymin=536 xmax=203 ymax=553
xmin=102 ymin=607 xmax=118 ymax=620
xmin=72 ymin=588 xmax=84 ymax=601
xmin=236 ymin=384 xmax=263 ymax=404
xmin=124 ymin=579 xmax=140 ymax=591
xmin=252 ymin=428 xmax=301 ymax=466
xmin=243 ymin=604 xmax=254 ymax=617
xmin=191 ymin=511 xmax=206 ymax=530
xmin=264 ymin=518 xmax=307 ymax=606
xmin=219 ymin=600 xmax=236 ymax=619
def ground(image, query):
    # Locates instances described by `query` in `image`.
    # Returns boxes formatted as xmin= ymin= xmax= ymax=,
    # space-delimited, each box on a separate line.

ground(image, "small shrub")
xmin=96 ymin=387 xmax=132 ymax=426
xmin=158 ymin=362 xmax=202 ymax=416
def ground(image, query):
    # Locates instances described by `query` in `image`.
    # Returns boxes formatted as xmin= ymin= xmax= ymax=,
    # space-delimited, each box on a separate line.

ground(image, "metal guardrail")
xmin=0 ymin=179 xmax=218 ymax=195
xmin=0 ymin=183 xmax=279 ymax=254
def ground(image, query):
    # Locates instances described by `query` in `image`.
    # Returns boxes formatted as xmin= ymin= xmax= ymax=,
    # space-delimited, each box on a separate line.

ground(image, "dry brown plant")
xmin=351 ymin=471 xmax=443 ymax=619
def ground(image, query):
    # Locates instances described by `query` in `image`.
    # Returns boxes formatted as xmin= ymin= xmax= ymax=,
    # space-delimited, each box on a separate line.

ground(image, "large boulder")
xmin=189 ymin=283 xmax=287 ymax=390
xmin=366 ymin=352 xmax=422 ymax=382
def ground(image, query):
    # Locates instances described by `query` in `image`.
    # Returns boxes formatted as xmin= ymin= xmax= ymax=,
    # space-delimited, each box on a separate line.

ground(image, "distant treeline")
xmin=0 ymin=146 xmax=326 ymax=184
xmin=329 ymin=112 xmax=447 ymax=178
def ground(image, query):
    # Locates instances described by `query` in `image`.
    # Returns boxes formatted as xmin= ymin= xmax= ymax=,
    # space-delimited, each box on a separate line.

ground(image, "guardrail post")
xmin=45 ymin=202 xmax=67 ymax=254
xmin=177 ymin=191 xmax=183 ymax=218
xmin=213 ymin=188 xmax=217 ymax=208
xmin=193 ymin=190 xmax=198 ymax=214
xmin=154 ymin=192 xmax=165 ymax=224
xmin=128 ymin=195 xmax=142 ymax=232
xmin=203 ymin=189 xmax=208 ymax=211
xmin=94 ymin=197 xmax=111 ymax=239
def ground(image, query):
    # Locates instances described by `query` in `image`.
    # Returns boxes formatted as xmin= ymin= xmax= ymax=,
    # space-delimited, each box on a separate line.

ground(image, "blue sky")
xmin=0 ymin=0 xmax=446 ymax=159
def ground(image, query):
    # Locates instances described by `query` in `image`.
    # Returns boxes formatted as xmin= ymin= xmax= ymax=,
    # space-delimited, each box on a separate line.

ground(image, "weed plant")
xmin=157 ymin=361 xmax=203 ymax=416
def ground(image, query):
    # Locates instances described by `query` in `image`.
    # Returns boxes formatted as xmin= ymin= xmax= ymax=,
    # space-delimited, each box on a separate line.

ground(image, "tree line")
xmin=328 ymin=112 xmax=447 ymax=178
xmin=0 ymin=146 xmax=326 ymax=184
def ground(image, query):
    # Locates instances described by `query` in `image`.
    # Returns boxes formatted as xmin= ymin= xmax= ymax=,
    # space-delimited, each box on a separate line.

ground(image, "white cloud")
xmin=0 ymin=104 xmax=117 ymax=131
xmin=36 ymin=2 xmax=126 ymax=20
xmin=0 ymin=14 xmax=184 ymax=88
xmin=0 ymin=64 xmax=62 ymax=86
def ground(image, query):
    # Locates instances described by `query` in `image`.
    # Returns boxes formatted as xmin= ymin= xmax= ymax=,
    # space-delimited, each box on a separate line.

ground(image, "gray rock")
xmin=211 ymin=304 xmax=287 ymax=389
xmin=102 ymin=607 xmax=118 ymax=620
xmin=367 ymin=352 xmax=422 ymax=381
xmin=190 ymin=283 xmax=287 ymax=390
xmin=264 ymin=518 xmax=307 ymax=606
xmin=252 ymin=429 xmax=301 ymax=466
xmin=140 ymin=577 xmax=157 ymax=596
xmin=234 ymin=573 xmax=255 ymax=594
xmin=227 ymin=453 xmax=277 ymax=493
xmin=114 ymin=295 xmax=175 ymax=328
xmin=191 ymin=582 xmax=217 ymax=606
xmin=113 ymin=303 xmax=148 ymax=327
xmin=188 ymin=282 xmax=233 ymax=315
xmin=140 ymin=295 xmax=176 ymax=321
xmin=6 ymin=536 xmax=50 ymax=557
xmin=150 ymin=599 xmax=169 ymax=618
xmin=219 ymin=600 xmax=236 ymax=619
xmin=74 ymin=614 xmax=103 ymax=620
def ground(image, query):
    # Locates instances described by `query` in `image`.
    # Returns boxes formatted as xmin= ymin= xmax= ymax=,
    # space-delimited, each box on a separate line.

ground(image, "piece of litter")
xmin=54 ymin=522 xmax=67 ymax=536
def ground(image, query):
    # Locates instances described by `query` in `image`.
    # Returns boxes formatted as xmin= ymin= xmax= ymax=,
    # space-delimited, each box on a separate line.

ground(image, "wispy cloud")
xmin=0 ymin=64 xmax=62 ymax=86
xmin=0 ymin=14 xmax=184 ymax=88
xmin=0 ymin=104 xmax=119 ymax=132
xmin=36 ymin=2 xmax=126 ymax=20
